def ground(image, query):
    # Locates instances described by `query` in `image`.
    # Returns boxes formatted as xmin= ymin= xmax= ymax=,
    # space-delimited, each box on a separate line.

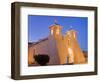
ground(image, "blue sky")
xmin=28 ymin=15 xmax=88 ymax=51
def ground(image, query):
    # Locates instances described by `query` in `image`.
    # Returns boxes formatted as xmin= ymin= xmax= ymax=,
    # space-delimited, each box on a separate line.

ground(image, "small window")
xmin=73 ymin=32 xmax=76 ymax=38
xmin=56 ymin=29 xmax=59 ymax=34
xmin=51 ymin=29 xmax=53 ymax=35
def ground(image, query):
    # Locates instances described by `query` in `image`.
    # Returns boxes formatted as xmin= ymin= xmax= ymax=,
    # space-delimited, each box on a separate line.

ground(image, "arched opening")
xmin=68 ymin=48 xmax=74 ymax=64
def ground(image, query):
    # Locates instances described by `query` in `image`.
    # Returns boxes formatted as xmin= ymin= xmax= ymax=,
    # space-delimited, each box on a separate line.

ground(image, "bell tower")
xmin=49 ymin=20 xmax=62 ymax=38
xmin=65 ymin=29 xmax=86 ymax=64
xmin=49 ymin=20 xmax=67 ymax=64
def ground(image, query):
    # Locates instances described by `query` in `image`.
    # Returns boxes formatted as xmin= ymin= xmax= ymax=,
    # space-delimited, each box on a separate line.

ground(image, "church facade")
xmin=28 ymin=23 xmax=86 ymax=66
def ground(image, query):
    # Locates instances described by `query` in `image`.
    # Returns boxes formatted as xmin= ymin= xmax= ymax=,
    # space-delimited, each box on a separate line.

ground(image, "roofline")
xmin=28 ymin=37 xmax=48 ymax=47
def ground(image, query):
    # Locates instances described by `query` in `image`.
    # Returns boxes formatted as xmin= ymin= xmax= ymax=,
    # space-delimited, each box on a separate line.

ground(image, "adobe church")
xmin=28 ymin=22 xmax=86 ymax=66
